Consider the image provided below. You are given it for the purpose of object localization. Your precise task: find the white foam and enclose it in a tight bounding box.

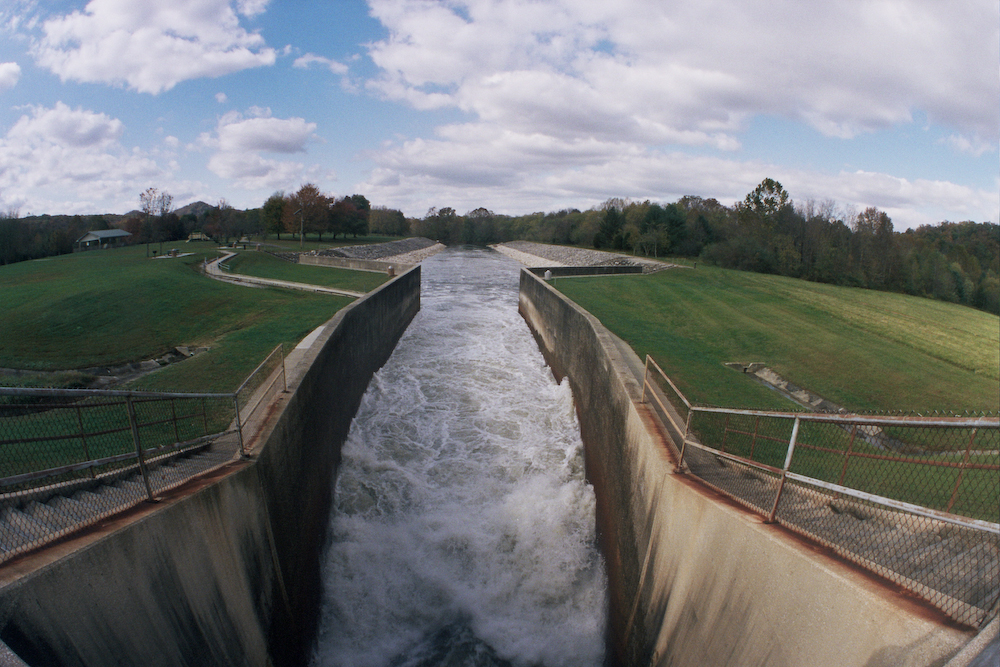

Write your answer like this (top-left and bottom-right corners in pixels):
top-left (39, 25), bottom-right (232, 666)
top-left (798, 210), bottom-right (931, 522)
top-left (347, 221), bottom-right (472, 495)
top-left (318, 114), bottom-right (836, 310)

top-left (311, 248), bottom-right (606, 667)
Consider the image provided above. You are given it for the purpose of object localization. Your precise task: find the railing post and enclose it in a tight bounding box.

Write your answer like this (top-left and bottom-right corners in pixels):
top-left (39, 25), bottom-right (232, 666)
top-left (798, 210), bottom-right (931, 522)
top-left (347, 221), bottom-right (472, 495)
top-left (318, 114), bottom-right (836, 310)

top-left (233, 394), bottom-right (247, 457)
top-left (281, 344), bottom-right (288, 393)
top-left (675, 409), bottom-right (694, 473)
top-left (126, 396), bottom-right (155, 501)
top-left (641, 355), bottom-right (650, 404)
top-left (748, 415), bottom-right (760, 461)
top-left (75, 404), bottom-right (95, 479)
top-left (170, 398), bottom-right (180, 444)
top-left (835, 424), bottom-right (859, 492)
top-left (946, 428), bottom-right (978, 514)
top-left (767, 416), bottom-right (800, 523)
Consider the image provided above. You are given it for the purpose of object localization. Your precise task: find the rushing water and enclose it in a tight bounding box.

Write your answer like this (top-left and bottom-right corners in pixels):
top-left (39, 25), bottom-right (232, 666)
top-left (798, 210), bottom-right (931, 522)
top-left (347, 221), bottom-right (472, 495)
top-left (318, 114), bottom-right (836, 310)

top-left (310, 247), bottom-right (607, 667)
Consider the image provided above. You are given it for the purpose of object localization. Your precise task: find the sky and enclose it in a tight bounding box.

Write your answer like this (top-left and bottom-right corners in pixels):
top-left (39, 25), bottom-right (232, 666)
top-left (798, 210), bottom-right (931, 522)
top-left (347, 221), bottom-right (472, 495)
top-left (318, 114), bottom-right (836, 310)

top-left (0, 0), bottom-right (996, 230)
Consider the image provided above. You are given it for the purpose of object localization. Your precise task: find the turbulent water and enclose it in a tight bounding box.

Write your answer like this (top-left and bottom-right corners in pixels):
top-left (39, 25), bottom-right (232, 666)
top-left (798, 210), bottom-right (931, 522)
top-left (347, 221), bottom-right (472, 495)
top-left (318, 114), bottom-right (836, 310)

top-left (310, 247), bottom-right (607, 667)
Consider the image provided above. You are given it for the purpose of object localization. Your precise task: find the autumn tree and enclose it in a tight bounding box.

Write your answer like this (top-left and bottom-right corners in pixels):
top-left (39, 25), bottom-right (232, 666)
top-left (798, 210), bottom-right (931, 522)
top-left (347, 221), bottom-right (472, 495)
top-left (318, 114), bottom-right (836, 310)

top-left (282, 184), bottom-right (330, 244)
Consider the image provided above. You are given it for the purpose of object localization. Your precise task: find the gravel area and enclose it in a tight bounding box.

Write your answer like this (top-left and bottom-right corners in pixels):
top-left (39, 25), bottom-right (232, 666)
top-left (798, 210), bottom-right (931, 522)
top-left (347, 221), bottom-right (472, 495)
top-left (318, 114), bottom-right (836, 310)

top-left (381, 243), bottom-right (446, 266)
top-left (494, 240), bottom-right (677, 273)
top-left (313, 237), bottom-right (437, 260)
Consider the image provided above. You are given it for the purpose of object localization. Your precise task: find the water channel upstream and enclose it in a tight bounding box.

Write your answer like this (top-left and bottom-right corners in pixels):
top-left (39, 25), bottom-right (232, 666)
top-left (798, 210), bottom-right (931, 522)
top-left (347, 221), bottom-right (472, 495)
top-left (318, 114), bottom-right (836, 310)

top-left (310, 247), bottom-right (607, 667)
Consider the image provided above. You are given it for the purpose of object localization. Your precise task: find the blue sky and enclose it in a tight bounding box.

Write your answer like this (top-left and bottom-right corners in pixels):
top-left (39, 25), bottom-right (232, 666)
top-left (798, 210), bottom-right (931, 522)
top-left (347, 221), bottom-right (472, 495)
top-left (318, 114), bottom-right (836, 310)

top-left (0, 0), bottom-right (996, 230)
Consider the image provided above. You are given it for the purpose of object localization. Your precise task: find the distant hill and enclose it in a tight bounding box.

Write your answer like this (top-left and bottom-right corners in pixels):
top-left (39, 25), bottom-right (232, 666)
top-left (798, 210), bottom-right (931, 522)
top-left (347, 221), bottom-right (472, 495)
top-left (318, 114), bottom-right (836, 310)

top-left (174, 201), bottom-right (213, 218)
top-left (115, 201), bottom-right (213, 220)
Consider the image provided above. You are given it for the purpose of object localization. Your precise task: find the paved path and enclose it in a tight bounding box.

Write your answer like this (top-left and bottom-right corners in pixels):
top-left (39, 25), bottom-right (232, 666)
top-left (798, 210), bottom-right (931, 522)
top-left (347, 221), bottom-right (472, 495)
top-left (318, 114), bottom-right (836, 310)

top-left (205, 252), bottom-right (365, 298)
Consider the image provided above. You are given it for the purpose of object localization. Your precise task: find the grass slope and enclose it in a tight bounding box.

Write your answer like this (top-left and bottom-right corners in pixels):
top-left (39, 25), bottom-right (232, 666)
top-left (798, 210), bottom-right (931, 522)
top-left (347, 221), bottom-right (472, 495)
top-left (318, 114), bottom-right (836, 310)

top-left (224, 251), bottom-right (389, 292)
top-left (555, 265), bottom-right (999, 412)
top-left (0, 247), bottom-right (353, 391)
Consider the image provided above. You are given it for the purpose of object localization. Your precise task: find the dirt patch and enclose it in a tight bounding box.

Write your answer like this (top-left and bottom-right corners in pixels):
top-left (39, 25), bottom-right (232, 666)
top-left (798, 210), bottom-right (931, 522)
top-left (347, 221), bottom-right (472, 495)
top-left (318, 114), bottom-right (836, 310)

top-left (0, 346), bottom-right (210, 390)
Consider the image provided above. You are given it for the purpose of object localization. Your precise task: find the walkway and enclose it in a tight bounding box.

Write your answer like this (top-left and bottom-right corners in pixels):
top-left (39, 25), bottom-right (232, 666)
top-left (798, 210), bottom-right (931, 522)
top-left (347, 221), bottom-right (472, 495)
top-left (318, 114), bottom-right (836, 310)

top-left (205, 252), bottom-right (365, 298)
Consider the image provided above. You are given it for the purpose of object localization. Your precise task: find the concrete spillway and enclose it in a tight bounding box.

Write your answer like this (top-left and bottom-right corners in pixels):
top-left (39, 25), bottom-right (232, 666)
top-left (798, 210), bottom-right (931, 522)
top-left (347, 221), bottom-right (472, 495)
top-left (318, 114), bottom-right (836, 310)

top-left (311, 247), bottom-right (605, 666)
top-left (0, 247), bottom-right (988, 666)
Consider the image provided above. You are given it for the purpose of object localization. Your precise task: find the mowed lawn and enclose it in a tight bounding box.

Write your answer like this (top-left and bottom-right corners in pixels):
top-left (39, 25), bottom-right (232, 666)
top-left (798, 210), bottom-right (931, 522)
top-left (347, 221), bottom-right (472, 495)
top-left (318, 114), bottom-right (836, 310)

top-left (223, 250), bottom-right (389, 293)
top-left (555, 265), bottom-right (999, 413)
top-left (0, 246), bottom-right (355, 392)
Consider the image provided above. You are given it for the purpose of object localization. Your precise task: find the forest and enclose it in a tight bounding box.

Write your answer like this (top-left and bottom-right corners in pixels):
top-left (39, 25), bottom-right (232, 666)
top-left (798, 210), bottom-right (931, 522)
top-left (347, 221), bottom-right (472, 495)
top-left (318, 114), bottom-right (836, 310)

top-left (1, 179), bottom-right (997, 315)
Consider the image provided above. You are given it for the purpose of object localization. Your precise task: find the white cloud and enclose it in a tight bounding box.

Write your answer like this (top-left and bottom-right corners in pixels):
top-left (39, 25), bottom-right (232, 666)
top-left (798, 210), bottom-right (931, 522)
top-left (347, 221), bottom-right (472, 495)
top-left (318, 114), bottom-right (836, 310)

top-left (360, 124), bottom-right (999, 228)
top-left (32, 0), bottom-right (277, 94)
top-left (0, 102), bottom-right (166, 213)
top-left (202, 108), bottom-right (319, 190)
top-left (293, 53), bottom-right (349, 75)
top-left (358, 0), bottom-right (998, 226)
top-left (236, 0), bottom-right (269, 17)
top-left (366, 0), bottom-right (998, 144)
top-left (942, 134), bottom-right (995, 158)
top-left (215, 92), bottom-right (228, 104)
top-left (0, 62), bottom-right (21, 91)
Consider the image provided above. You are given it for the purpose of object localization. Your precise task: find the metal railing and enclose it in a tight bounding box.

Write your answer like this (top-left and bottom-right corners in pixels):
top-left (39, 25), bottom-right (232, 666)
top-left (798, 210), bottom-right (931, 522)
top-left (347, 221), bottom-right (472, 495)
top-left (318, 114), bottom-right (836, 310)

top-left (0, 344), bottom-right (287, 563)
top-left (642, 355), bottom-right (1000, 628)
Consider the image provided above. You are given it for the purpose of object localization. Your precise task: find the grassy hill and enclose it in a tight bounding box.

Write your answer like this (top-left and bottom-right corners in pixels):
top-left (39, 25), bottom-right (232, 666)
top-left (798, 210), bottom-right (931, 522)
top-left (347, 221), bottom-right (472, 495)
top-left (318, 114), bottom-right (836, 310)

top-left (554, 265), bottom-right (999, 413)
top-left (223, 250), bottom-right (389, 292)
top-left (0, 246), bottom-right (354, 392)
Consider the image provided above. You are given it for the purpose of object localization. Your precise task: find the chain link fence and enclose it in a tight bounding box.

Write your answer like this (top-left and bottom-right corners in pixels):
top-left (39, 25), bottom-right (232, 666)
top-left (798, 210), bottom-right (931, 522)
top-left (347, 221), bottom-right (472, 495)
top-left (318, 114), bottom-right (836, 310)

top-left (0, 344), bottom-right (287, 564)
top-left (642, 355), bottom-right (1000, 629)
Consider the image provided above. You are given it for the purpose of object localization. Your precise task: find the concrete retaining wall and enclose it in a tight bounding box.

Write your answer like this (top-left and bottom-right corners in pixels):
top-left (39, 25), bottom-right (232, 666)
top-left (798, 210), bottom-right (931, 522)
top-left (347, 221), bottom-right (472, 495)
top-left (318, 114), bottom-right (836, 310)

top-left (0, 266), bottom-right (421, 667)
top-left (518, 268), bottom-right (972, 667)
top-left (527, 265), bottom-right (643, 277)
top-left (298, 253), bottom-right (414, 274)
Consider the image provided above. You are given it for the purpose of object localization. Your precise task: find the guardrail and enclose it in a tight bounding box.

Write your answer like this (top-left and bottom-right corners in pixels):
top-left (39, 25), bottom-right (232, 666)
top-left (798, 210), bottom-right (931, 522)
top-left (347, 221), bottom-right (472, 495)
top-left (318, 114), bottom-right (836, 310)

top-left (0, 345), bottom-right (287, 563)
top-left (641, 354), bottom-right (1000, 628)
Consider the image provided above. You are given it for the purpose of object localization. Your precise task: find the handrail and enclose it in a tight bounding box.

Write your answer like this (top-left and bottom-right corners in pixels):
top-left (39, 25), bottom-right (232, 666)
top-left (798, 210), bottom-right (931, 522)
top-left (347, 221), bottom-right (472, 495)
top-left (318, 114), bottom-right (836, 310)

top-left (0, 344), bottom-right (286, 491)
top-left (641, 353), bottom-right (1000, 534)
top-left (641, 353), bottom-right (1000, 628)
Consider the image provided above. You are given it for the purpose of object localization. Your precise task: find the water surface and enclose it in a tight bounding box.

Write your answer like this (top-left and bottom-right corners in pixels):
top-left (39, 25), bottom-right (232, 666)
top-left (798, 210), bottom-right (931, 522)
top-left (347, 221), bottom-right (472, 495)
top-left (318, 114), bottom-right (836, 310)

top-left (311, 247), bottom-right (606, 667)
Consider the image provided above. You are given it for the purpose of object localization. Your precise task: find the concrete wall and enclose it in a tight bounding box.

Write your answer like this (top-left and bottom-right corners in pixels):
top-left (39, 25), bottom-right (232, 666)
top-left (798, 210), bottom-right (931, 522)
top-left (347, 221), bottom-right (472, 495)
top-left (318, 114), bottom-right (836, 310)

top-left (518, 268), bottom-right (973, 667)
top-left (298, 253), bottom-right (414, 274)
top-left (0, 266), bottom-right (421, 667)
top-left (527, 265), bottom-right (643, 277)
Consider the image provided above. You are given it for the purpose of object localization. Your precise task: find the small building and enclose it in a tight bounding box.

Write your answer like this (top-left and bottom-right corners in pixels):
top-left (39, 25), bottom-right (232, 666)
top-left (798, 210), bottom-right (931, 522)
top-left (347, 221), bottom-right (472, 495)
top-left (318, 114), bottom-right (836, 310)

top-left (76, 229), bottom-right (132, 250)
top-left (187, 231), bottom-right (211, 242)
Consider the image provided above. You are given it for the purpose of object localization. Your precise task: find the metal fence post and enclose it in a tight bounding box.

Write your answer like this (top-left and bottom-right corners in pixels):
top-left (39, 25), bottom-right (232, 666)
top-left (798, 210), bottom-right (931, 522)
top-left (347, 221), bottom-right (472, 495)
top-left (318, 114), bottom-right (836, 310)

top-left (641, 355), bottom-right (651, 403)
top-left (281, 344), bottom-right (288, 393)
top-left (170, 398), bottom-right (180, 444)
top-left (233, 394), bottom-right (247, 457)
top-left (946, 428), bottom-right (978, 514)
top-left (767, 416), bottom-right (800, 523)
top-left (835, 424), bottom-right (859, 492)
top-left (748, 415), bottom-right (760, 460)
top-left (126, 396), bottom-right (155, 501)
top-left (675, 409), bottom-right (694, 473)
top-left (75, 404), bottom-right (95, 479)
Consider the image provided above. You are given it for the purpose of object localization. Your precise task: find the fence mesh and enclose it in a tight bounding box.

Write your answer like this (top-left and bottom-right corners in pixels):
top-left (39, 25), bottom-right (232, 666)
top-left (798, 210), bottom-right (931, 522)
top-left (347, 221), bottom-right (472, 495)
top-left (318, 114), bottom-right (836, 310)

top-left (642, 356), bottom-right (1000, 629)
top-left (234, 344), bottom-right (287, 449)
top-left (0, 344), bottom-right (286, 565)
top-left (681, 408), bottom-right (1000, 628)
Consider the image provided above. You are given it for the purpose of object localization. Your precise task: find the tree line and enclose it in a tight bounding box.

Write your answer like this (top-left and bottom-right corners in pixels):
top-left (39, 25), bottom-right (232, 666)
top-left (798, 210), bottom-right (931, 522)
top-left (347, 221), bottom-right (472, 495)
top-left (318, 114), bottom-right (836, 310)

top-left (398, 179), bottom-right (999, 315)
top-left (1, 179), bottom-right (996, 314)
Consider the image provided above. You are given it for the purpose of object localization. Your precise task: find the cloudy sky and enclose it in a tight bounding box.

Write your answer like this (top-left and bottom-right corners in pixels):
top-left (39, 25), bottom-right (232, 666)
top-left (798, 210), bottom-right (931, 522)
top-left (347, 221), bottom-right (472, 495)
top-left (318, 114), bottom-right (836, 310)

top-left (0, 0), bottom-right (996, 229)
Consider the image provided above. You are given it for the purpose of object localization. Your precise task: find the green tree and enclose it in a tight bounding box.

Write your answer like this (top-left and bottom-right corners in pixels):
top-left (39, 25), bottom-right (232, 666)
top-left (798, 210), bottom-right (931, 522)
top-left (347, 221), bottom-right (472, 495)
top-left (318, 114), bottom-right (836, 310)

top-left (262, 191), bottom-right (285, 240)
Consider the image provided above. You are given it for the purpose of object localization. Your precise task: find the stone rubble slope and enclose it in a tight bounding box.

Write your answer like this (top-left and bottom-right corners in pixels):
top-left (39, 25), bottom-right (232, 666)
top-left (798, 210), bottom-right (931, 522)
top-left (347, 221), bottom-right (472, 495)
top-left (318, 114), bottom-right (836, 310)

top-left (495, 240), bottom-right (677, 273)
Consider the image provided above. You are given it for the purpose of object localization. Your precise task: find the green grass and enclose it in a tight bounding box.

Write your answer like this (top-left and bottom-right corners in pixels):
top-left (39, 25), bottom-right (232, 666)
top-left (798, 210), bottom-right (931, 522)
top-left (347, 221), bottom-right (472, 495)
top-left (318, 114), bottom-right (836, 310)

top-left (223, 250), bottom-right (389, 293)
top-left (554, 265), bottom-right (999, 413)
top-left (253, 234), bottom-right (401, 252)
top-left (0, 246), bottom-right (353, 392)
